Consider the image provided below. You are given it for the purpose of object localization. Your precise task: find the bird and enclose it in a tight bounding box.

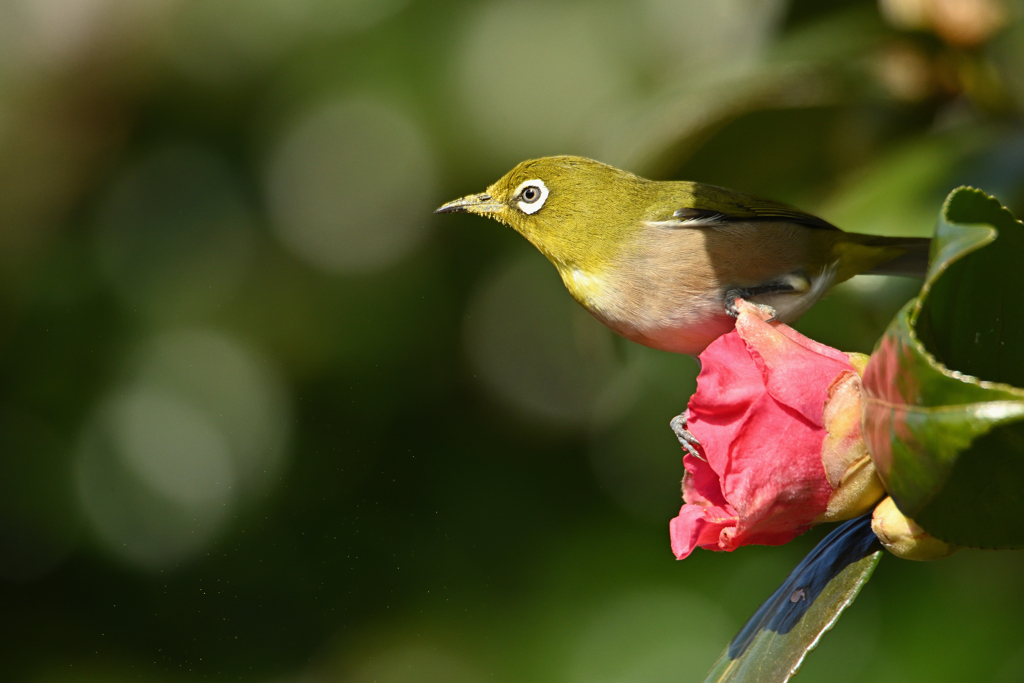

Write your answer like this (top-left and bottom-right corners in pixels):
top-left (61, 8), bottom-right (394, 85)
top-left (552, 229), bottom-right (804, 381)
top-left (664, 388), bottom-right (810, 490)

top-left (436, 155), bottom-right (930, 357)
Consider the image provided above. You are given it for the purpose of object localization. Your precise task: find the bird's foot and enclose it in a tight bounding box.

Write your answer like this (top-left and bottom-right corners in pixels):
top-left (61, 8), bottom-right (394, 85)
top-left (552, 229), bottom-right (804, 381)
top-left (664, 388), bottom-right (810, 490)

top-left (754, 302), bottom-right (779, 322)
top-left (670, 410), bottom-right (705, 462)
top-left (724, 289), bottom-right (779, 322)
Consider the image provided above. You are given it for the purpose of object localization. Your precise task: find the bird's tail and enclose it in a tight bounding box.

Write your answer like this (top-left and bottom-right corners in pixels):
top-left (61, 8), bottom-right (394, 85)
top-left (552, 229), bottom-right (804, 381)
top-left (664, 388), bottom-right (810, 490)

top-left (836, 235), bottom-right (933, 280)
top-left (862, 236), bottom-right (932, 277)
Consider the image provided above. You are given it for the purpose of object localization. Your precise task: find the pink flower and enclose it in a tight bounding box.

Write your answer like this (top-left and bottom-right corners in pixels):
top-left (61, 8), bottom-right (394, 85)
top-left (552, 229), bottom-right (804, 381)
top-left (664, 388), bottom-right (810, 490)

top-left (670, 301), bottom-right (883, 559)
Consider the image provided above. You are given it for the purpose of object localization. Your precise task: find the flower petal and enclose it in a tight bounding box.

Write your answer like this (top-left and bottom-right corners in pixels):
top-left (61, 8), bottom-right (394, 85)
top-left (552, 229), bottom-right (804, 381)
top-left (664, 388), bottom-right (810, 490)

top-left (687, 331), bottom-right (766, 476)
top-left (670, 503), bottom-right (737, 559)
top-left (682, 454), bottom-right (728, 508)
top-left (735, 300), bottom-right (850, 364)
top-left (718, 391), bottom-right (833, 541)
top-left (735, 302), bottom-right (854, 425)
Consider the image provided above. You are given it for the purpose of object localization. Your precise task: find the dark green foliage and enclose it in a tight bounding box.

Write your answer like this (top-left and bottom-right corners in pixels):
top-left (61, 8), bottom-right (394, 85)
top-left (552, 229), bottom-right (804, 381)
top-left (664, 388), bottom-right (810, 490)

top-left (863, 188), bottom-right (1024, 547)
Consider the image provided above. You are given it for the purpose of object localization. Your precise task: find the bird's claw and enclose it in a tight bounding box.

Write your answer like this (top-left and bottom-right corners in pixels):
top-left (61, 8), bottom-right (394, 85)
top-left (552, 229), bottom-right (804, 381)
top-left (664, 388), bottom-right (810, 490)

top-left (724, 293), bottom-right (742, 318)
top-left (670, 410), bottom-right (705, 462)
top-left (723, 290), bottom-right (777, 322)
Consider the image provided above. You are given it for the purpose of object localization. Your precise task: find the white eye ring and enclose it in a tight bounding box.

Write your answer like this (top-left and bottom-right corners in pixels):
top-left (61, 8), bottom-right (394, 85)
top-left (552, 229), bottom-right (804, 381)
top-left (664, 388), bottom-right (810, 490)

top-left (513, 179), bottom-right (548, 214)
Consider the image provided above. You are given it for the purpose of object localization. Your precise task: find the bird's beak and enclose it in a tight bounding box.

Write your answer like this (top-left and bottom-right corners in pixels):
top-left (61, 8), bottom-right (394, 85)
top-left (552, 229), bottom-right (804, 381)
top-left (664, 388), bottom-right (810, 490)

top-left (435, 193), bottom-right (504, 215)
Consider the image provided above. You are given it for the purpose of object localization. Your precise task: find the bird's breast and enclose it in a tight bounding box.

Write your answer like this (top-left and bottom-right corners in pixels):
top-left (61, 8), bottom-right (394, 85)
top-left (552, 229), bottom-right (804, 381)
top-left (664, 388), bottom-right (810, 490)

top-left (557, 236), bottom-right (734, 356)
top-left (561, 266), bottom-right (615, 312)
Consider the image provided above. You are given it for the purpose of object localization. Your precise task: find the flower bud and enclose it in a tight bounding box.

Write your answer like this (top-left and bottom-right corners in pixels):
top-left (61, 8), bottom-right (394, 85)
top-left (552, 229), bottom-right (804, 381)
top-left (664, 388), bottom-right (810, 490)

top-left (871, 496), bottom-right (958, 561)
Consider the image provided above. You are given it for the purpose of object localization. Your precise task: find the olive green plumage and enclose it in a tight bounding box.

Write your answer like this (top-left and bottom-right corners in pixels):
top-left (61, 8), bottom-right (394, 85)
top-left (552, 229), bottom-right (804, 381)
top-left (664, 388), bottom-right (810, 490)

top-left (437, 155), bottom-right (929, 356)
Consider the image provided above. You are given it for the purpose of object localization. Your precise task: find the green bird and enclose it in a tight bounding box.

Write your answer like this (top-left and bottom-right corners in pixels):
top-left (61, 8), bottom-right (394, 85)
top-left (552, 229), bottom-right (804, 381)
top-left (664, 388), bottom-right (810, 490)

top-left (436, 155), bottom-right (930, 357)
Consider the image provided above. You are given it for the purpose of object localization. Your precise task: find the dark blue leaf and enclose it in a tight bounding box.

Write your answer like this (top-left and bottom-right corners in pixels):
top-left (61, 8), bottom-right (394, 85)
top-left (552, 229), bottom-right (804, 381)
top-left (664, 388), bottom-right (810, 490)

top-left (705, 515), bottom-right (882, 682)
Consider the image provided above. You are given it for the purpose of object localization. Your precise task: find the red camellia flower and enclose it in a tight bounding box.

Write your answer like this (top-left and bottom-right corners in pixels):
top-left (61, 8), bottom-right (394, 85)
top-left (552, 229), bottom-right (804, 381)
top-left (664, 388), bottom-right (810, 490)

top-left (670, 301), bottom-right (882, 560)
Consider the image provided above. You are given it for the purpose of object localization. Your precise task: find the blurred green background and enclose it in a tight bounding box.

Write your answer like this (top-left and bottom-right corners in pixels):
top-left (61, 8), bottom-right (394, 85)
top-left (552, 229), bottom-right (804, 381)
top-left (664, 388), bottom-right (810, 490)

top-left (2, 0), bottom-right (1024, 680)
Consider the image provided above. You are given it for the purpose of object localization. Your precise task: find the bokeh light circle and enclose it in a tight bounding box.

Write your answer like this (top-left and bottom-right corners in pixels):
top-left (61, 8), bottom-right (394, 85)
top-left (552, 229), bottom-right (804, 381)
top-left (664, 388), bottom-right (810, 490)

top-left (588, 361), bottom-right (695, 523)
top-left (641, 0), bottom-right (786, 74)
top-left (265, 97), bottom-right (438, 274)
top-left (157, 0), bottom-right (413, 83)
top-left (458, 1), bottom-right (629, 160)
top-left (463, 253), bottom-right (624, 426)
top-left (75, 387), bottom-right (234, 569)
top-left (75, 328), bottom-right (291, 569)
top-left (111, 388), bottom-right (235, 507)
top-left (132, 328), bottom-right (292, 496)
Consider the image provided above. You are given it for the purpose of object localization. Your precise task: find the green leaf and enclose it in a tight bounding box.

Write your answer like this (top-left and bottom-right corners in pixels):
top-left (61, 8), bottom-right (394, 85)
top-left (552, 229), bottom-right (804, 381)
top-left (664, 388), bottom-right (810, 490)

top-left (862, 187), bottom-right (1024, 548)
top-left (705, 515), bottom-right (882, 683)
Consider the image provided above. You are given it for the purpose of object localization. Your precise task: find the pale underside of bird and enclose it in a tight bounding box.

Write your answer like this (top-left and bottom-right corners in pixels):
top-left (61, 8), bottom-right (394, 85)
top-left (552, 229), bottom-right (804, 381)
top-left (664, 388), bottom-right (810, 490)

top-left (556, 215), bottom-right (844, 356)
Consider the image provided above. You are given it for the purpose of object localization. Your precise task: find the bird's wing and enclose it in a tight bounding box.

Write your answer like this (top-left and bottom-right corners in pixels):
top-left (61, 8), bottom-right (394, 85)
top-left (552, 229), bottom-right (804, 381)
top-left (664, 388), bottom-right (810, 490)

top-left (667, 182), bottom-right (839, 230)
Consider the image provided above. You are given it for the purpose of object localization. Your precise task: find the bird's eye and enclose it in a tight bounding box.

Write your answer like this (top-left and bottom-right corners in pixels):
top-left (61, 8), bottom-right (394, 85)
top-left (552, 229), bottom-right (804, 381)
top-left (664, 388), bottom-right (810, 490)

top-left (512, 179), bottom-right (548, 215)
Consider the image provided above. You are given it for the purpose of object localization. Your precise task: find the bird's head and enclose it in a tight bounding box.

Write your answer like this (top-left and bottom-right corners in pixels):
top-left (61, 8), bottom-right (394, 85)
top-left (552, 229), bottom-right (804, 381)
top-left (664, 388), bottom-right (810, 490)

top-left (436, 155), bottom-right (648, 270)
